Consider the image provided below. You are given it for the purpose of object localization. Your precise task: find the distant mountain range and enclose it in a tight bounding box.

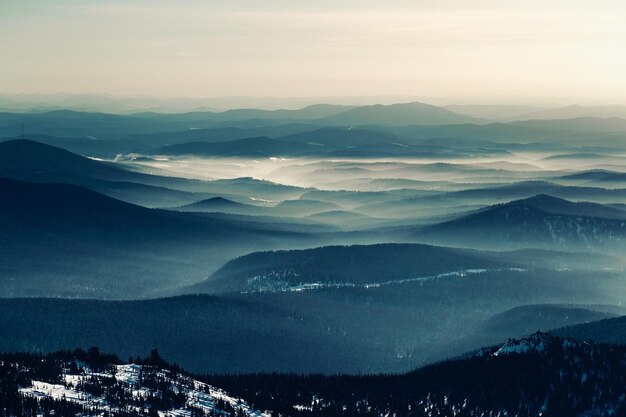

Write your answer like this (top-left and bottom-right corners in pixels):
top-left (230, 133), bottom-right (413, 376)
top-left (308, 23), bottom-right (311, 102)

top-left (0, 102), bottom-right (478, 140)
top-left (320, 102), bottom-right (483, 126)
top-left (0, 101), bottom-right (479, 128)
top-left (164, 103), bottom-right (354, 121)
top-left (446, 104), bottom-right (626, 121)
top-left (2, 107), bottom-right (626, 385)
top-left (511, 104), bottom-right (626, 121)
top-left (3, 105), bottom-right (626, 161)
top-left (0, 92), bottom-right (365, 113)
top-left (5, 92), bottom-right (626, 122)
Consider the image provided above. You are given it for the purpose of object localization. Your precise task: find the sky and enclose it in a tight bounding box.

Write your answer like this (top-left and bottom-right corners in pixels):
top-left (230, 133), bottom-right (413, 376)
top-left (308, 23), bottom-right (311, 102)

top-left (2, 0), bottom-right (626, 104)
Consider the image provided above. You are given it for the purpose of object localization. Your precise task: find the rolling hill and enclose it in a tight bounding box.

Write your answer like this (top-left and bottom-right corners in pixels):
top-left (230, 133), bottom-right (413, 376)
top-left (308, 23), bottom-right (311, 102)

top-left (419, 195), bottom-right (626, 252)
top-left (191, 243), bottom-right (510, 293)
top-left (2, 259), bottom-right (625, 373)
top-left (0, 178), bottom-right (316, 298)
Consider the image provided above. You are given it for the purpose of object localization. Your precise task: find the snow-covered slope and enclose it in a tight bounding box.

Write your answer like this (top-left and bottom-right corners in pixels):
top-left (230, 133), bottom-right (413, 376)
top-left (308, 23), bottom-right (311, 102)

top-left (6, 334), bottom-right (626, 417)
top-left (16, 359), bottom-right (267, 417)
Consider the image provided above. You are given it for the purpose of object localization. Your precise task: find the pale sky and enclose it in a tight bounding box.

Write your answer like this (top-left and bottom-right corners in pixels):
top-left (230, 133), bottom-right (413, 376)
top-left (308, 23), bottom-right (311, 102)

top-left (2, 0), bottom-right (626, 104)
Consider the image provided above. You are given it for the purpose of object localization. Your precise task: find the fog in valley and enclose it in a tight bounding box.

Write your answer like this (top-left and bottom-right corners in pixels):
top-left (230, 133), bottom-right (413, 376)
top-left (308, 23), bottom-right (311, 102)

top-left (0, 104), bottom-right (625, 379)
top-left (3, 1), bottom-right (626, 415)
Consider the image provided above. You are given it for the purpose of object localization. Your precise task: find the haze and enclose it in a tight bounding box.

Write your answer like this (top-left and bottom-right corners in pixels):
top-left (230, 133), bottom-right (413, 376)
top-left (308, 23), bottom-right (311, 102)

top-left (3, 0), bottom-right (626, 104)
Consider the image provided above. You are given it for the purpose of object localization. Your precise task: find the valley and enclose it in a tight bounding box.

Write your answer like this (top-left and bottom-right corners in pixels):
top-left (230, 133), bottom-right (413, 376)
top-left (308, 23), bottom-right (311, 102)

top-left (1, 102), bottom-right (625, 414)
top-left (5, 1), bottom-right (626, 414)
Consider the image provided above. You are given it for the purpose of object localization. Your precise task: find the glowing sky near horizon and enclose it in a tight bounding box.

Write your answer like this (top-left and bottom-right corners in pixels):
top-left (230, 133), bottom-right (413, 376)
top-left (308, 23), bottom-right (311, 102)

top-left (2, 0), bottom-right (626, 103)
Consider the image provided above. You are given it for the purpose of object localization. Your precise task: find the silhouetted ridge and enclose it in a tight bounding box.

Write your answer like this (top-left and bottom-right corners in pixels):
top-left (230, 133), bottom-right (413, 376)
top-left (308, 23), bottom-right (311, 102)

top-left (0, 139), bottom-right (129, 179)
top-left (0, 177), bottom-right (142, 216)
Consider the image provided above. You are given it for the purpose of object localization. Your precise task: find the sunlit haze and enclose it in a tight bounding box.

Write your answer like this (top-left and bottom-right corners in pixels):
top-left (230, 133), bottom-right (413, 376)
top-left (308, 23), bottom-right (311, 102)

top-left (3, 0), bottom-right (626, 105)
